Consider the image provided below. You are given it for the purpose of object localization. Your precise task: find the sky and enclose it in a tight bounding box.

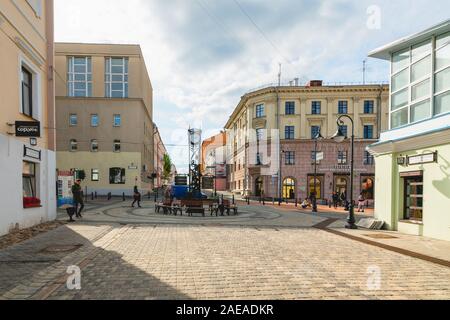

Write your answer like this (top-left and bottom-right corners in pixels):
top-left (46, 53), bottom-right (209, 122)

top-left (54, 0), bottom-right (450, 173)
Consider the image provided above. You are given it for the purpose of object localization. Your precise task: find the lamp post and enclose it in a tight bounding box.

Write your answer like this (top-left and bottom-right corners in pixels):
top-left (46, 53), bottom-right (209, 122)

top-left (331, 115), bottom-right (357, 229)
top-left (312, 131), bottom-right (324, 213)
top-left (279, 150), bottom-right (285, 205)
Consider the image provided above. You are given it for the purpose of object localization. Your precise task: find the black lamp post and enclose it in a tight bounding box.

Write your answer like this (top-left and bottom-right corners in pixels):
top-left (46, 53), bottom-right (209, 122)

top-left (312, 131), bottom-right (324, 213)
top-left (331, 115), bottom-right (357, 229)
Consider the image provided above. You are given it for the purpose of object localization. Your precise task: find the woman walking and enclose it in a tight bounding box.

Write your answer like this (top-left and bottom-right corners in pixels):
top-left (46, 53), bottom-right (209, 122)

top-left (132, 186), bottom-right (142, 208)
top-left (357, 192), bottom-right (365, 213)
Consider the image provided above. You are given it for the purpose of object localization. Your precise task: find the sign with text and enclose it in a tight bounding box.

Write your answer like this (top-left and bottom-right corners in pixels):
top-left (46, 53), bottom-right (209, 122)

top-left (407, 152), bottom-right (437, 166)
top-left (23, 146), bottom-right (41, 161)
top-left (15, 121), bottom-right (40, 137)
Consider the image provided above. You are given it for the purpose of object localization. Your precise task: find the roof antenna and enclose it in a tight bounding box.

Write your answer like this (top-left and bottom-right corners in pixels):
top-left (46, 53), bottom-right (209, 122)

top-left (278, 63), bottom-right (282, 87)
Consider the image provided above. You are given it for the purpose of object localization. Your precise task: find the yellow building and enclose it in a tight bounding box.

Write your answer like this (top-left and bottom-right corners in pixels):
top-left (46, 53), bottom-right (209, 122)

top-left (368, 20), bottom-right (450, 241)
top-left (224, 81), bottom-right (390, 202)
top-left (0, 0), bottom-right (55, 236)
top-left (55, 43), bottom-right (155, 197)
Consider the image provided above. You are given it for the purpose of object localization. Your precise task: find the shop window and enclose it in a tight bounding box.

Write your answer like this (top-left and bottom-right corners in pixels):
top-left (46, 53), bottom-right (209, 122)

top-left (23, 161), bottom-right (40, 208)
top-left (308, 175), bottom-right (323, 199)
top-left (109, 168), bottom-right (126, 184)
top-left (361, 176), bottom-right (375, 200)
top-left (283, 178), bottom-right (296, 199)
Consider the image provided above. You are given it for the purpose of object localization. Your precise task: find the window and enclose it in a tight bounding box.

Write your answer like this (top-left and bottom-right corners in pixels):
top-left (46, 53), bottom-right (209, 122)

top-left (364, 125), bottom-right (374, 139)
top-left (109, 168), bottom-right (126, 184)
top-left (338, 151), bottom-right (347, 164)
top-left (69, 114), bottom-right (78, 126)
top-left (340, 125), bottom-right (348, 138)
top-left (67, 57), bottom-right (92, 97)
top-left (285, 126), bottom-right (295, 140)
top-left (285, 101), bottom-right (295, 115)
top-left (283, 178), bottom-right (296, 199)
top-left (113, 114), bottom-right (121, 127)
top-left (70, 139), bottom-right (78, 152)
top-left (364, 101), bottom-right (374, 114)
top-left (364, 151), bottom-right (374, 165)
top-left (21, 67), bottom-right (33, 117)
top-left (256, 104), bottom-right (265, 118)
top-left (308, 176), bottom-right (323, 199)
top-left (311, 101), bottom-right (321, 114)
top-left (285, 151), bottom-right (295, 165)
top-left (91, 169), bottom-right (99, 182)
top-left (311, 126), bottom-right (321, 139)
top-left (22, 161), bottom-right (36, 198)
top-left (91, 139), bottom-right (98, 152)
top-left (113, 140), bottom-right (121, 153)
top-left (338, 101), bottom-right (348, 114)
top-left (91, 114), bottom-right (99, 127)
top-left (105, 57), bottom-right (129, 98)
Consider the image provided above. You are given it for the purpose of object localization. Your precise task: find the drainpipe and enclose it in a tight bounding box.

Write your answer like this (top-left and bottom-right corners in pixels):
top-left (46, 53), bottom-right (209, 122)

top-left (46, 0), bottom-right (55, 151)
top-left (377, 85), bottom-right (383, 139)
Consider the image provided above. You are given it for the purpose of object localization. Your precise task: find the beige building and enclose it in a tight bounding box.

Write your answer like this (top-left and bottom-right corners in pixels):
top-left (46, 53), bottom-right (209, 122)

top-left (153, 123), bottom-right (170, 188)
top-left (55, 43), bottom-right (155, 196)
top-left (0, 0), bottom-right (56, 236)
top-left (225, 81), bottom-right (390, 202)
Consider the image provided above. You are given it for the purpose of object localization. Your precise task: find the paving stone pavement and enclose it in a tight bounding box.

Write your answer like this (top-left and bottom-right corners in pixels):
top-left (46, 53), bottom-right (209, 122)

top-left (1, 201), bottom-right (449, 300)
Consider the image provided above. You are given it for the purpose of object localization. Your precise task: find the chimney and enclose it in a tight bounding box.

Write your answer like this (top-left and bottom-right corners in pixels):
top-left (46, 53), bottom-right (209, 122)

top-left (307, 80), bottom-right (323, 87)
top-left (294, 78), bottom-right (299, 86)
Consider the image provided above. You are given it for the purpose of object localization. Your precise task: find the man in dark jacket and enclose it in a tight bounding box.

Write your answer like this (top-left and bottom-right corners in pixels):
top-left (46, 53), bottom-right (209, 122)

top-left (72, 179), bottom-right (84, 218)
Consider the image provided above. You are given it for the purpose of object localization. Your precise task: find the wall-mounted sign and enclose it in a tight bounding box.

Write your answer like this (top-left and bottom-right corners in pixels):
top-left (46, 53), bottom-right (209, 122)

top-left (24, 146), bottom-right (41, 160)
top-left (128, 166), bottom-right (138, 170)
top-left (407, 152), bottom-right (438, 166)
top-left (315, 152), bottom-right (324, 161)
top-left (15, 121), bottom-right (40, 137)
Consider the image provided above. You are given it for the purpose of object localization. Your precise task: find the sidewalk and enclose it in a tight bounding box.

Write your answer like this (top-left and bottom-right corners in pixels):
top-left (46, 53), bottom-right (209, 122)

top-left (324, 223), bottom-right (450, 267)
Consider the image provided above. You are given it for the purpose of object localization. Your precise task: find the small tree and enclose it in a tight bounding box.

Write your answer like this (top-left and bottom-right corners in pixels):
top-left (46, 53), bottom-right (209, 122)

top-left (163, 154), bottom-right (172, 181)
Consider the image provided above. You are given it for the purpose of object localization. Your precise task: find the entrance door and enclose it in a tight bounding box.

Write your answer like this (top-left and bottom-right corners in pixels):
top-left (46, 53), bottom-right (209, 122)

top-left (335, 176), bottom-right (348, 196)
top-left (255, 177), bottom-right (263, 197)
top-left (283, 178), bottom-right (296, 199)
top-left (404, 176), bottom-right (423, 221)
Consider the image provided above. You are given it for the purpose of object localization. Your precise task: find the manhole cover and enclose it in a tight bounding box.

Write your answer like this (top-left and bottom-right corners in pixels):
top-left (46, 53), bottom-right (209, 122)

top-left (363, 234), bottom-right (398, 239)
top-left (40, 244), bottom-right (83, 254)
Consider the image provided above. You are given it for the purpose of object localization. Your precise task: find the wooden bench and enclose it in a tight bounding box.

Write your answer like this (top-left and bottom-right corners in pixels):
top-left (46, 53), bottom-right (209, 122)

top-left (216, 200), bottom-right (238, 216)
top-left (155, 201), bottom-right (183, 215)
top-left (180, 200), bottom-right (205, 217)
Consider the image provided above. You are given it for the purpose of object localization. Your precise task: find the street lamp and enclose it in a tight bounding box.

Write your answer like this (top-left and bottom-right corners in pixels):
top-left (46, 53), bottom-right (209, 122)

top-left (312, 131), bottom-right (324, 213)
top-left (331, 115), bottom-right (357, 229)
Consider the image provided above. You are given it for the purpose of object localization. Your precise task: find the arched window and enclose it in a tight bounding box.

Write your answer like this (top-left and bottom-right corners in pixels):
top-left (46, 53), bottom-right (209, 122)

top-left (308, 176), bottom-right (323, 199)
top-left (70, 139), bottom-right (78, 152)
top-left (283, 178), bottom-right (296, 199)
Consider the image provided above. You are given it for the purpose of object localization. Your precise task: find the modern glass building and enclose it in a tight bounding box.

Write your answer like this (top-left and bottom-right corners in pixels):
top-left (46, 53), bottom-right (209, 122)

top-left (368, 20), bottom-right (450, 241)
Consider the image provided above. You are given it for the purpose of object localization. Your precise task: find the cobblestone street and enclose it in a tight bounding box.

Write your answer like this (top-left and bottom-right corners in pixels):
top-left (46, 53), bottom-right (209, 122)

top-left (0, 201), bottom-right (449, 300)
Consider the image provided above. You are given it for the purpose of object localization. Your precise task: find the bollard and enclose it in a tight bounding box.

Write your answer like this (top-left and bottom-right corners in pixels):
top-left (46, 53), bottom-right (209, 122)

top-left (91, 192), bottom-right (94, 201)
top-left (278, 198), bottom-right (281, 206)
top-left (262, 198), bottom-right (265, 206)
top-left (95, 191), bottom-right (97, 199)
top-left (247, 197), bottom-right (250, 205)
top-left (154, 190), bottom-right (157, 203)
top-left (232, 195), bottom-right (235, 205)
top-left (272, 198), bottom-right (275, 205)
top-left (108, 192), bottom-right (111, 201)
top-left (295, 198), bottom-right (298, 207)
top-left (123, 192), bottom-right (126, 201)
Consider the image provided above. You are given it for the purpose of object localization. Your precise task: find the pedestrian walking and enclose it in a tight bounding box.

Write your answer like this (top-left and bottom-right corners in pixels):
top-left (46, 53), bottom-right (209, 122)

top-left (340, 192), bottom-right (346, 207)
top-left (332, 192), bottom-right (339, 209)
top-left (132, 186), bottom-right (142, 208)
top-left (71, 179), bottom-right (84, 218)
top-left (357, 192), bottom-right (366, 213)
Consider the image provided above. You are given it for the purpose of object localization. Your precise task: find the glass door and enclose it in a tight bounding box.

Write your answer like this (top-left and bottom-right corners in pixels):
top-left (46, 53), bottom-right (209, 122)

top-left (404, 177), bottom-right (423, 221)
